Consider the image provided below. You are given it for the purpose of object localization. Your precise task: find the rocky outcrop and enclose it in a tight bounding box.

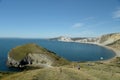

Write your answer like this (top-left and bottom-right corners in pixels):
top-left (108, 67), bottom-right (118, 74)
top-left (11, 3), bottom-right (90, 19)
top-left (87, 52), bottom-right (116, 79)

top-left (7, 53), bottom-right (54, 68)
top-left (7, 44), bottom-right (69, 68)
top-left (7, 55), bottom-right (20, 67)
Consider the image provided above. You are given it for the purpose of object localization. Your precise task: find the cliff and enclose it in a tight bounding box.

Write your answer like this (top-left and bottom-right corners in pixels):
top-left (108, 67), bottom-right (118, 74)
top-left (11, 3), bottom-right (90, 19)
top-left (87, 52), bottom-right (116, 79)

top-left (72, 37), bottom-right (99, 43)
top-left (7, 43), bottom-right (69, 68)
top-left (50, 36), bottom-right (72, 42)
top-left (99, 33), bottom-right (120, 45)
top-left (50, 33), bottom-right (120, 45)
top-left (107, 39), bottom-right (120, 50)
top-left (50, 36), bottom-right (99, 43)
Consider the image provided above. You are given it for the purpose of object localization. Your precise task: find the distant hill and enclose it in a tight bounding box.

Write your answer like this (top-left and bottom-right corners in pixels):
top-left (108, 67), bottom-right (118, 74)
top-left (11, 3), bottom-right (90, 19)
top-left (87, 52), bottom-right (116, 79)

top-left (50, 36), bottom-right (99, 43)
top-left (49, 33), bottom-right (120, 45)
top-left (50, 36), bottom-right (72, 42)
top-left (107, 39), bottom-right (120, 50)
top-left (99, 33), bottom-right (120, 45)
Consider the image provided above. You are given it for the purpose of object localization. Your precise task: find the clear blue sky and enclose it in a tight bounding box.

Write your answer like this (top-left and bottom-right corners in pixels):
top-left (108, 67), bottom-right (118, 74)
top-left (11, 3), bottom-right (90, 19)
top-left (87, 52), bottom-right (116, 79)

top-left (0, 0), bottom-right (120, 38)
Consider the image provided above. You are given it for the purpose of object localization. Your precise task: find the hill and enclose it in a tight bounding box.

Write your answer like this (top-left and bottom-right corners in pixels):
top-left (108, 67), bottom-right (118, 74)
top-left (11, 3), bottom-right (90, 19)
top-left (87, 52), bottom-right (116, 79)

top-left (99, 33), bottom-right (120, 45)
top-left (107, 39), bottom-right (120, 50)
top-left (7, 43), bottom-right (69, 68)
top-left (49, 33), bottom-right (120, 44)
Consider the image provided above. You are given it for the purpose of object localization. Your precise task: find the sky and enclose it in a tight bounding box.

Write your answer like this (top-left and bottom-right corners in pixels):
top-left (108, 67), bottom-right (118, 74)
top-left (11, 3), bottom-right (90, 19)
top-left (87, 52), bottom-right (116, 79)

top-left (0, 0), bottom-right (120, 38)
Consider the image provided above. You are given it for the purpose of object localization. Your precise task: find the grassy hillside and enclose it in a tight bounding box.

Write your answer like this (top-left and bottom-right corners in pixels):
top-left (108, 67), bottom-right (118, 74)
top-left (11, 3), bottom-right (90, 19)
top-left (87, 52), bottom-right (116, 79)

top-left (0, 72), bottom-right (15, 79)
top-left (1, 60), bottom-right (120, 80)
top-left (9, 43), bottom-right (69, 66)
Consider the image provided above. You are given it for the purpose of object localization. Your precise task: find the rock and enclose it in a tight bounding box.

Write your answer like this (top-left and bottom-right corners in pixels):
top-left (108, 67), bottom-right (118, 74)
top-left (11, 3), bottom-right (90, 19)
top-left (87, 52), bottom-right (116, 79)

top-left (7, 43), bottom-right (69, 68)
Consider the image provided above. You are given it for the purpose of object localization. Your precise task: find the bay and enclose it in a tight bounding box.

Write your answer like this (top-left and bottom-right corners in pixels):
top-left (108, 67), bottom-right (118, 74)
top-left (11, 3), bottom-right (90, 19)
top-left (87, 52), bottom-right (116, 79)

top-left (0, 38), bottom-right (115, 71)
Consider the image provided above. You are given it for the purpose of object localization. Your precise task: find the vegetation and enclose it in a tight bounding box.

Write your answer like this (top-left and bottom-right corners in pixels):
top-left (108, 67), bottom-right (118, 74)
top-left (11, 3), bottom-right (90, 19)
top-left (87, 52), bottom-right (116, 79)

top-left (1, 57), bottom-right (120, 80)
top-left (0, 72), bottom-right (15, 79)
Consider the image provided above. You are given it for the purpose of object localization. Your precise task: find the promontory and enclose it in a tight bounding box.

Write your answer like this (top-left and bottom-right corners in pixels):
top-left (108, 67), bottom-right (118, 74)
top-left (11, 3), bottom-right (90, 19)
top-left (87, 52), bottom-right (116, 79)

top-left (7, 43), bottom-right (69, 68)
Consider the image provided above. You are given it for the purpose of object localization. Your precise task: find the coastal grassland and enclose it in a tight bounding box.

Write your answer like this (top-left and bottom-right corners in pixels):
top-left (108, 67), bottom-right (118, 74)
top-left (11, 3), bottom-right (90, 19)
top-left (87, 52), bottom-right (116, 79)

top-left (0, 72), bottom-right (15, 79)
top-left (1, 57), bottom-right (120, 80)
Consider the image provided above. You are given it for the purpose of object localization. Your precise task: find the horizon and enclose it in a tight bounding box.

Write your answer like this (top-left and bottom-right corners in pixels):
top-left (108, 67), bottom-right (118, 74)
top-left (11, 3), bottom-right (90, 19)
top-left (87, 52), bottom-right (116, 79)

top-left (0, 32), bottom-right (119, 39)
top-left (0, 0), bottom-right (120, 38)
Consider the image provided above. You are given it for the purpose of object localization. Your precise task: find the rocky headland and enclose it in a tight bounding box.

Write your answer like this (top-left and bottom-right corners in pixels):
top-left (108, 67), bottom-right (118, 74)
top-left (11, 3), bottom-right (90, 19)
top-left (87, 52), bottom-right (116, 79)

top-left (7, 43), bottom-right (69, 68)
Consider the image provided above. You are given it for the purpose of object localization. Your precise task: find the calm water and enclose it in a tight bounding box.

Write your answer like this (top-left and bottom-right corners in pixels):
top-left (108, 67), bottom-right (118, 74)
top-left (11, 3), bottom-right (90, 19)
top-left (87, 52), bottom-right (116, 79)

top-left (0, 38), bottom-right (115, 71)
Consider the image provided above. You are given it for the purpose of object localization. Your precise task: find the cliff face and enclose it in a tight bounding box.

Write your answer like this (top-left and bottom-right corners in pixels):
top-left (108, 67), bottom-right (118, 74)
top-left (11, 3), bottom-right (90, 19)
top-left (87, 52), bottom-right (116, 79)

top-left (72, 37), bottom-right (99, 43)
top-left (7, 53), bottom-right (54, 68)
top-left (99, 33), bottom-right (120, 45)
top-left (50, 33), bottom-right (120, 45)
top-left (7, 44), bottom-right (69, 68)
top-left (50, 36), bottom-right (72, 42)
top-left (107, 39), bottom-right (120, 50)
top-left (50, 36), bottom-right (99, 43)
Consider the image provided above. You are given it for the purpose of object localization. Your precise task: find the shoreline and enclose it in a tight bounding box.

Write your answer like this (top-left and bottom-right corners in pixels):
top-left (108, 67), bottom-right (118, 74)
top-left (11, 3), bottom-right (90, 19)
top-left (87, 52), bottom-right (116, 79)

top-left (1, 41), bottom-right (119, 72)
top-left (77, 42), bottom-right (119, 62)
top-left (57, 40), bottom-right (118, 62)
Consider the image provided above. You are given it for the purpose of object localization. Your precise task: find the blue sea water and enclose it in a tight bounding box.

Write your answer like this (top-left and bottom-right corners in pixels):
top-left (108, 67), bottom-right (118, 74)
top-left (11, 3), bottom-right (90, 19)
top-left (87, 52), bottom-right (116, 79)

top-left (0, 38), bottom-right (115, 71)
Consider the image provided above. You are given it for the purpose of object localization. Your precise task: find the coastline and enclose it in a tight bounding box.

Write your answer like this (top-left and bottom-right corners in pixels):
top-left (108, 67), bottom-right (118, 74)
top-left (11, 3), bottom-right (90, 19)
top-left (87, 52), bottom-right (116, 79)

top-left (81, 42), bottom-right (118, 62)
top-left (81, 42), bottom-right (119, 62)
top-left (57, 40), bottom-right (118, 62)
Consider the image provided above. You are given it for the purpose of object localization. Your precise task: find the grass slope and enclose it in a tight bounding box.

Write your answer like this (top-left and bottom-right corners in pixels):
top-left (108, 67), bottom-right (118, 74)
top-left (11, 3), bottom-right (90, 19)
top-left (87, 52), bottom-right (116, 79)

top-left (9, 43), bottom-right (69, 66)
top-left (1, 61), bottom-right (120, 80)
